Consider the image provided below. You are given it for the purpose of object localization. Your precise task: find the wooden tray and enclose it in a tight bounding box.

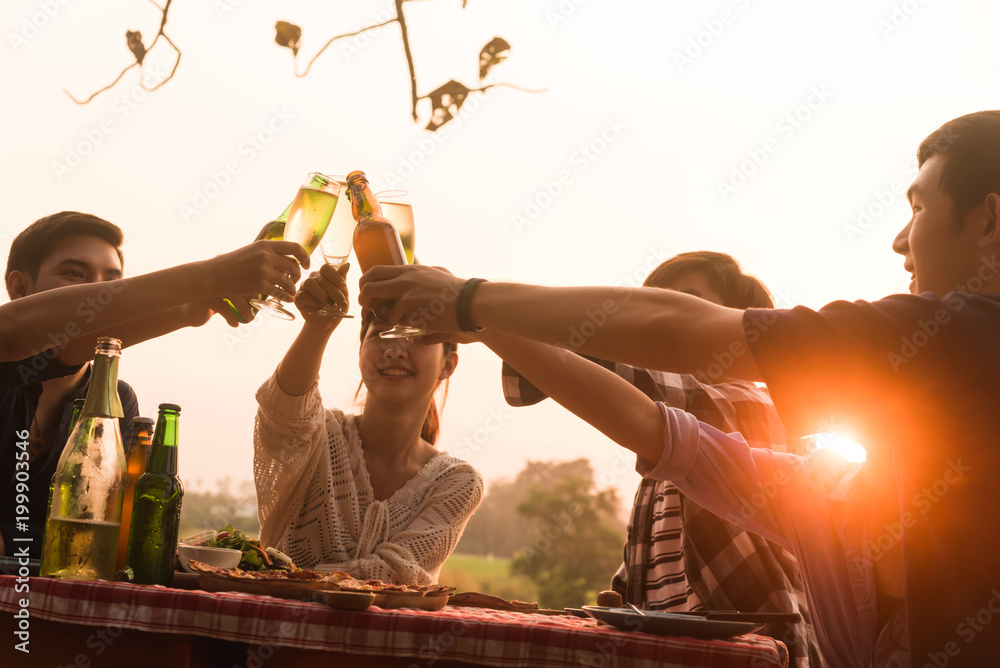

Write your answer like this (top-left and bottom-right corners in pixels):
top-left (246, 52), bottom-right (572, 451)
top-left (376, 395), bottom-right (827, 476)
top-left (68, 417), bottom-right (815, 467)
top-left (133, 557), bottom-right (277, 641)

top-left (447, 591), bottom-right (566, 615)
top-left (199, 574), bottom-right (335, 600)
top-left (372, 593), bottom-right (450, 611)
top-left (198, 575), bottom-right (376, 610)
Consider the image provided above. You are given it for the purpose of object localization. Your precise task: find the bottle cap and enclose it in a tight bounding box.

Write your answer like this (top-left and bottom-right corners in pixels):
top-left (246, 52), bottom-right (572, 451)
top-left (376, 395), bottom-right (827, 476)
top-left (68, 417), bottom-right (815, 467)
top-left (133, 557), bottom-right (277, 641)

top-left (158, 403), bottom-right (182, 413)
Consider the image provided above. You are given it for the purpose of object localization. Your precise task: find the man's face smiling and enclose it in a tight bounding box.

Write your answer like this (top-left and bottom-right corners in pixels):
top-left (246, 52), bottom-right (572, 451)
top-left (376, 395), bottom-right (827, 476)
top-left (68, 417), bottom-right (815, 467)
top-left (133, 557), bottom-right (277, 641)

top-left (20, 234), bottom-right (123, 296)
top-left (893, 154), bottom-right (983, 296)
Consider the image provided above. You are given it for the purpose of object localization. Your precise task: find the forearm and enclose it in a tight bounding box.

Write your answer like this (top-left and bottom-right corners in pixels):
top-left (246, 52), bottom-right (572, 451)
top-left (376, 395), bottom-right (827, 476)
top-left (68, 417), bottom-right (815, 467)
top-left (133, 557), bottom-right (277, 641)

top-left (275, 325), bottom-right (335, 396)
top-left (0, 261), bottom-right (214, 362)
top-left (473, 282), bottom-right (762, 381)
top-left (55, 304), bottom-right (210, 365)
top-left (481, 331), bottom-right (666, 464)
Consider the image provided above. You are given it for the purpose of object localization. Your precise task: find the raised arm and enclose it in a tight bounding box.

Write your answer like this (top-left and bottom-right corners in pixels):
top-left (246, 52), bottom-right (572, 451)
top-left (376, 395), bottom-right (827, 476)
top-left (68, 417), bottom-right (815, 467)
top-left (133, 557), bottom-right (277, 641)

top-left (273, 263), bottom-right (351, 396)
top-left (0, 240), bottom-right (310, 364)
top-left (357, 265), bottom-right (761, 382)
top-left (480, 330), bottom-right (669, 464)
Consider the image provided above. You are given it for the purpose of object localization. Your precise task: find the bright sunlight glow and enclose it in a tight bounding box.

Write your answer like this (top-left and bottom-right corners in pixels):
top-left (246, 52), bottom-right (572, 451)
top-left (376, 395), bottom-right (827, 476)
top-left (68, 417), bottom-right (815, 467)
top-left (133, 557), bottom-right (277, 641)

top-left (808, 433), bottom-right (868, 463)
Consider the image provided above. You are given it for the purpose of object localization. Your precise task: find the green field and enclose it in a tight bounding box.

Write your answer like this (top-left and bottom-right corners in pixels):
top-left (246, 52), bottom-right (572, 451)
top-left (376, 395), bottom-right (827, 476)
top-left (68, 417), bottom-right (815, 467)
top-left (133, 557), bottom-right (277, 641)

top-left (439, 553), bottom-right (538, 602)
top-left (441, 553), bottom-right (511, 579)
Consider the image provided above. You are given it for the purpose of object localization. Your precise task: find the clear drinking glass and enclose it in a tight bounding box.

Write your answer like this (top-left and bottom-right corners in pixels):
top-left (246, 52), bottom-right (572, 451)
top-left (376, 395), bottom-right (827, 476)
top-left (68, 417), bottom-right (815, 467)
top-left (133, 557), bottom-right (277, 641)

top-left (373, 190), bottom-right (423, 339)
top-left (314, 175), bottom-right (355, 319)
top-left (250, 172), bottom-right (341, 321)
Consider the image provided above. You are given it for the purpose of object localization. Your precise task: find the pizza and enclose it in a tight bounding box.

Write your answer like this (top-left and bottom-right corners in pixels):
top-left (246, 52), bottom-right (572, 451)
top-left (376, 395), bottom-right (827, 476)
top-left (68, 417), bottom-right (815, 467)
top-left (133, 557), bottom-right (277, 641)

top-left (187, 560), bottom-right (455, 597)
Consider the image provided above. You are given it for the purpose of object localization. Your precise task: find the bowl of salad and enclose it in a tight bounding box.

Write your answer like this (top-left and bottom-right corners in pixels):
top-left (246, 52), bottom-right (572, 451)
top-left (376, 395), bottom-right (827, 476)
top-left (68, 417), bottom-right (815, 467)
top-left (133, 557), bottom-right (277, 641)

top-left (178, 524), bottom-right (296, 573)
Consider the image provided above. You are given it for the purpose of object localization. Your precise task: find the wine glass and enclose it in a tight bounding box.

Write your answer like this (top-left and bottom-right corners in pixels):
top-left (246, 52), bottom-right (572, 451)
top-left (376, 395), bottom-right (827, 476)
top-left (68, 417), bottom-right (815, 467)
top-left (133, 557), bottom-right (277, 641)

top-left (373, 191), bottom-right (423, 339)
top-left (376, 191), bottom-right (415, 264)
top-left (250, 172), bottom-right (341, 320)
top-left (314, 175), bottom-right (356, 319)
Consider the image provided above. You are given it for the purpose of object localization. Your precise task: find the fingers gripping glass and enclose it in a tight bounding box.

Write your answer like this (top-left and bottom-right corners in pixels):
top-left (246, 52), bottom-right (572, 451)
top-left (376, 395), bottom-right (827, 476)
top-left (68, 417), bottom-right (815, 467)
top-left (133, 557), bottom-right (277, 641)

top-left (373, 190), bottom-right (423, 339)
top-left (250, 173), bottom-right (341, 320)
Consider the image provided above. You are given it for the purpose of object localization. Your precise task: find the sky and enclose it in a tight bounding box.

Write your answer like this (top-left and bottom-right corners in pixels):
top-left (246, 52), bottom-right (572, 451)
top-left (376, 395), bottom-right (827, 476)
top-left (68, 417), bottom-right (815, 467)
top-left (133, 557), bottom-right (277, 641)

top-left (3, 0), bottom-right (1000, 507)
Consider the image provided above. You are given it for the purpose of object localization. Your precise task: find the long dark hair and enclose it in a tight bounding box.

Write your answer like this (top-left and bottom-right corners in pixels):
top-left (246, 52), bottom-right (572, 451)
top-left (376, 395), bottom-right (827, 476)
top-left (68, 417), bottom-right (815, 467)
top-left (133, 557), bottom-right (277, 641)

top-left (357, 308), bottom-right (457, 444)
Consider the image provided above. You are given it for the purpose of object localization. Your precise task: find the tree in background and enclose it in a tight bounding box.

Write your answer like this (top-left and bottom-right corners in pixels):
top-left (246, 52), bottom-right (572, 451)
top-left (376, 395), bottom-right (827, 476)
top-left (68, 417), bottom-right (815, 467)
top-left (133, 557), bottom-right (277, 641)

top-left (456, 458), bottom-right (596, 557)
top-left (509, 462), bottom-right (624, 609)
top-left (178, 477), bottom-right (259, 539)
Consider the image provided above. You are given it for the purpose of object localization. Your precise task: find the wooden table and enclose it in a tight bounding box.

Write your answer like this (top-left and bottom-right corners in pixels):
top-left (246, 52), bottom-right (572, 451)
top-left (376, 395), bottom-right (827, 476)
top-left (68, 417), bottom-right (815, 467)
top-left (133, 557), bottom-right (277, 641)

top-left (0, 575), bottom-right (788, 667)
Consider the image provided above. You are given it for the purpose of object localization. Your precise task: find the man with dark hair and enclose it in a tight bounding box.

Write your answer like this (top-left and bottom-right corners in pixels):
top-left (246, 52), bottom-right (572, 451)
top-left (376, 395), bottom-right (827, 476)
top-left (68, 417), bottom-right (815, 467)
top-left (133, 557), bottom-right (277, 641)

top-left (360, 110), bottom-right (1000, 666)
top-left (502, 252), bottom-right (820, 666)
top-left (0, 210), bottom-right (309, 558)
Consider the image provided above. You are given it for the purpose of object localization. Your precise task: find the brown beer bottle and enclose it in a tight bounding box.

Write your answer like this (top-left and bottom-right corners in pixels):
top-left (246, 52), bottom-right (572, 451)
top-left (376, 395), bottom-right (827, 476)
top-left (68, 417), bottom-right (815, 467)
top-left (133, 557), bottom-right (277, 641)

top-left (115, 417), bottom-right (154, 571)
top-left (348, 170), bottom-right (408, 272)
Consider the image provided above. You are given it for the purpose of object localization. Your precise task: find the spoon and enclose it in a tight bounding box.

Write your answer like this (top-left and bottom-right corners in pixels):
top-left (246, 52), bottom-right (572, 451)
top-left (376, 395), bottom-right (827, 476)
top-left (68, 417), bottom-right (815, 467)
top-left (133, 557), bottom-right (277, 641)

top-left (626, 602), bottom-right (648, 617)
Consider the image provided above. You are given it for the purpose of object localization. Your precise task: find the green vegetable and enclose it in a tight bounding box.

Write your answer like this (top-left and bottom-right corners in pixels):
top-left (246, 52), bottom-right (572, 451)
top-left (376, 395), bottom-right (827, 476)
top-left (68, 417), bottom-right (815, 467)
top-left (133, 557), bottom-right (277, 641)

top-left (206, 524), bottom-right (269, 571)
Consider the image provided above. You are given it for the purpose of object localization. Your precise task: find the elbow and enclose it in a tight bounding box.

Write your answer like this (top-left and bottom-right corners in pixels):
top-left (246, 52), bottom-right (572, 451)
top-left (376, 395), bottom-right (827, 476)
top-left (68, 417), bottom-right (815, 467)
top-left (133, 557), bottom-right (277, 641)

top-left (0, 314), bottom-right (40, 362)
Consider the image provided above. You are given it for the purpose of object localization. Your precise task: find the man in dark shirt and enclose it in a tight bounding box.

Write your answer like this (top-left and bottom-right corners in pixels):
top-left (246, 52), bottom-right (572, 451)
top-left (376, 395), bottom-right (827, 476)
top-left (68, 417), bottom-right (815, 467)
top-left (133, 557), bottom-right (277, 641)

top-left (358, 110), bottom-right (1000, 666)
top-left (1, 214), bottom-right (139, 559)
top-left (1, 211), bottom-right (312, 558)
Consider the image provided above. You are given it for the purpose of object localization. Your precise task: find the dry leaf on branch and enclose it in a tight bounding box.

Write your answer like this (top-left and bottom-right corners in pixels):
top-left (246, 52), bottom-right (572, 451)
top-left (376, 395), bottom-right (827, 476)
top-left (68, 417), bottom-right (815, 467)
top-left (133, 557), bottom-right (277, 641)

top-left (425, 79), bottom-right (471, 131)
top-left (478, 36), bottom-right (510, 80)
top-left (274, 21), bottom-right (303, 56)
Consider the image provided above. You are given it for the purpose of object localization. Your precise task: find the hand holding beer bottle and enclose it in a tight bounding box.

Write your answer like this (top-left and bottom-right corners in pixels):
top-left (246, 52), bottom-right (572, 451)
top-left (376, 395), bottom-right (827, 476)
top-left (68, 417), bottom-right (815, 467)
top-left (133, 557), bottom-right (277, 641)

top-left (348, 171), bottom-right (425, 339)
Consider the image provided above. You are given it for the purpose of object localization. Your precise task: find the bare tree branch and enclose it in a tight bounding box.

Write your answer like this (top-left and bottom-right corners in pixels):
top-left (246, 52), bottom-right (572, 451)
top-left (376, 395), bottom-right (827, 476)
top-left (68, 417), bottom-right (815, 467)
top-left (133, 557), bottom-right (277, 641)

top-left (64, 63), bottom-right (139, 105)
top-left (64, 0), bottom-right (179, 105)
top-left (394, 0), bottom-right (419, 121)
top-left (417, 81), bottom-right (549, 101)
top-left (296, 19), bottom-right (399, 78)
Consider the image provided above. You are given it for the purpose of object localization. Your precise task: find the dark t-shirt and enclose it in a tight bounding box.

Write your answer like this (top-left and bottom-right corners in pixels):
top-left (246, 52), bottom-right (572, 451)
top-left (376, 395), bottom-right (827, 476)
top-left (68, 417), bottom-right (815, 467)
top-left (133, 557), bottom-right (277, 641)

top-left (745, 292), bottom-right (1000, 665)
top-left (0, 352), bottom-right (139, 559)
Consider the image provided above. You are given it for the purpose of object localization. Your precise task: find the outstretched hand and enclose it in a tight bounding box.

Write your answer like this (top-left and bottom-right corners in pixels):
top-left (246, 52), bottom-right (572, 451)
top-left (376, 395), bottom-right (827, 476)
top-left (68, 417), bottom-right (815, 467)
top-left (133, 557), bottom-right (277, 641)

top-left (295, 263), bottom-right (351, 329)
top-left (357, 265), bottom-right (467, 335)
top-left (207, 240), bottom-right (311, 322)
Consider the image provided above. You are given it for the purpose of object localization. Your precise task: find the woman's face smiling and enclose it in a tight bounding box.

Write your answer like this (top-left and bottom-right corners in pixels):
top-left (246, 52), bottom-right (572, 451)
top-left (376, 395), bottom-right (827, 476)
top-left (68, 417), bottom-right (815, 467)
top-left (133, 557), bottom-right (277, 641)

top-left (359, 321), bottom-right (456, 404)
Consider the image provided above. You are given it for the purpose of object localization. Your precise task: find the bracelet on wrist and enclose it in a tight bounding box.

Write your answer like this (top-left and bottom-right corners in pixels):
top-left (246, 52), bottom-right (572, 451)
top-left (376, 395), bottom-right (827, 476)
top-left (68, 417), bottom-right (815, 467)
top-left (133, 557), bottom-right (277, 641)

top-left (456, 278), bottom-right (487, 333)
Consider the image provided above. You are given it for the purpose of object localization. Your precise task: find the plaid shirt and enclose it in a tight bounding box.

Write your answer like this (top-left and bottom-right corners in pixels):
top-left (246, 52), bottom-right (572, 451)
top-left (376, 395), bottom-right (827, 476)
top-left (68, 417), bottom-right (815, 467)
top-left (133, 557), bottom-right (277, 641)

top-left (502, 359), bottom-right (821, 668)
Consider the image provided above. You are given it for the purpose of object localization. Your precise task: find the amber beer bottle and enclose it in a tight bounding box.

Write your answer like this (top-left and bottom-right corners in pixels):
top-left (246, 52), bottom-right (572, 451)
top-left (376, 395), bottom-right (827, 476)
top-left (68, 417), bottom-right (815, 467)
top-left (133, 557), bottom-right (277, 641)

top-left (40, 338), bottom-right (126, 580)
top-left (126, 404), bottom-right (184, 586)
top-left (115, 417), bottom-right (154, 571)
top-left (348, 171), bottom-right (408, 272)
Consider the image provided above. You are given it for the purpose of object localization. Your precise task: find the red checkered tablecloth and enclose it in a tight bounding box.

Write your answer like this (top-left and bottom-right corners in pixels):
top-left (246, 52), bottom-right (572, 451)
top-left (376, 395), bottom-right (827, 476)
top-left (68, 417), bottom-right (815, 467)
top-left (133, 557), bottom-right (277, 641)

top-left (0, 576), bottom-right (787, 667)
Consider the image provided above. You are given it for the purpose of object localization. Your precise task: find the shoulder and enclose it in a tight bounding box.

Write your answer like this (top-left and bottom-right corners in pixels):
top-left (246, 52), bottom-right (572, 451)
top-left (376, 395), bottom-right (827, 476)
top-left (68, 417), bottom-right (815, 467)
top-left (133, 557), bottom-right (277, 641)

top-left (425, 453), bottom-right (485, 491)
top-left (116, 378), bottom-right (138, 403)
top-left (0, 354), bottom-right (83, 389)
top-left (746, 292), bottom-right (1000, 332)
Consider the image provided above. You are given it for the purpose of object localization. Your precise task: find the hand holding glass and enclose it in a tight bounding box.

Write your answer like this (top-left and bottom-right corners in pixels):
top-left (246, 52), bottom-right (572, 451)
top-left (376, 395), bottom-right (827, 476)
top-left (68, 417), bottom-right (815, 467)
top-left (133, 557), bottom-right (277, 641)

top-left (250, 173), bottom-right (340, 320)
top-left (367, 191), bottom-right (422, 339)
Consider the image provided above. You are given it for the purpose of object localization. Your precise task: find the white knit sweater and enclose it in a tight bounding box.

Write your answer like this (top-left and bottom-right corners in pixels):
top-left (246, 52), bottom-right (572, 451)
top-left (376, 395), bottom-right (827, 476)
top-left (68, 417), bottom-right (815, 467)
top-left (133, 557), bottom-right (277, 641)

top-left (253, 373), bottom-right (484, 584)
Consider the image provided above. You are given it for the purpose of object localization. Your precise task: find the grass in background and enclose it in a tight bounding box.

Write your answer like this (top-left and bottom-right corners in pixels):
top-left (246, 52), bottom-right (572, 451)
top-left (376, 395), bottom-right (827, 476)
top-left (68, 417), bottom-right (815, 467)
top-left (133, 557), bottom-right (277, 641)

top-left (439, 553), bottom-right (539, 604)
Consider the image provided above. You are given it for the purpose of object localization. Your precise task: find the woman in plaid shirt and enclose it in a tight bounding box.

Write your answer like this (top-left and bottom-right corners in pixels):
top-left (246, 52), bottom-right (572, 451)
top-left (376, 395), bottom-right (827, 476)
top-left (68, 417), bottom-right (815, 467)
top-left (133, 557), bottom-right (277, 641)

top-left (501, 252), bottom-right (819, 667)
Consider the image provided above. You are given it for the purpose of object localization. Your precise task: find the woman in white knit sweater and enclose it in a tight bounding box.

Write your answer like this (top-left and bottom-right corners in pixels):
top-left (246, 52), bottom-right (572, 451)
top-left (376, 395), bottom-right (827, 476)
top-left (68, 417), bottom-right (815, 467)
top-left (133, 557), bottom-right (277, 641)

top-left (253, 263), bottom-right (484, 584)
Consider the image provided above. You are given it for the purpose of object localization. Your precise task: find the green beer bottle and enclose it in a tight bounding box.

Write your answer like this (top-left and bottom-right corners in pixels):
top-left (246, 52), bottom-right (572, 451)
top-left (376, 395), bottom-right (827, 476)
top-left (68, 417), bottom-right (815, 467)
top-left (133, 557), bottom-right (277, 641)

top-left (126, 404), bottom-right (184, 586)
top-left (221, 204), bottom-right (291, 323)
top-left (40, 338), bottom-right (126, 580)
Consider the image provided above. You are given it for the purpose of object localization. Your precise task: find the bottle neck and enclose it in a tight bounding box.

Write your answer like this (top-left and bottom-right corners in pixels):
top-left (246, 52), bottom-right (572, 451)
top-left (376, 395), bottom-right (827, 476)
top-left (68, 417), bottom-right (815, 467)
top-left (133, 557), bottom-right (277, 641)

top-left (275, 174), bottom-right (332, 224)
top-left (146, 413), bottom-right (179, 475)
top-left (273, 200), bottom-right (293, 225)
top-left (347, 175), bottom-right (386, 224)
top-left (81, 349), bottom-right (123, 419)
